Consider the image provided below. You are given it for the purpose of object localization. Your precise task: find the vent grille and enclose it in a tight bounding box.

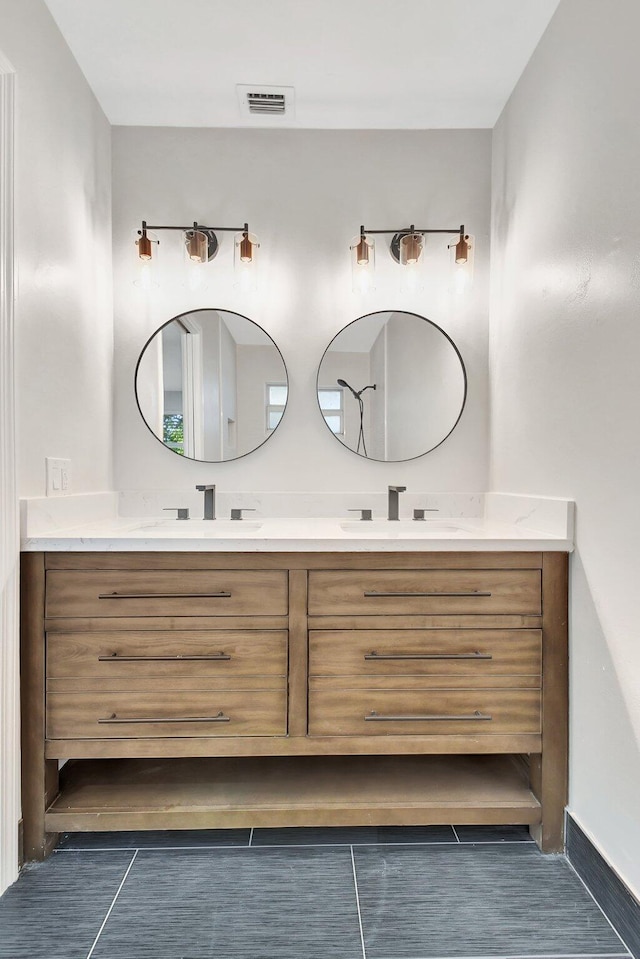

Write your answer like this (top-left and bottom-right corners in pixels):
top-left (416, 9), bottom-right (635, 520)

top-left (237, 85), bottom-right (294, 120)
top-left (247, 92), bottom-right (286, 115)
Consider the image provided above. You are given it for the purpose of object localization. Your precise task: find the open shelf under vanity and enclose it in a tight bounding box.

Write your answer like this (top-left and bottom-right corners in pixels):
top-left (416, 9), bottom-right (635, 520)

top-left (46, 755), bottom-right (542, 833)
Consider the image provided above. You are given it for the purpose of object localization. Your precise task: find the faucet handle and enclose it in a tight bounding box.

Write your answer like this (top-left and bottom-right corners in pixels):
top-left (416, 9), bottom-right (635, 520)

top-left (388, 485), bottom-right (407, 493)
top-left (413, 508), bottom-right (439, 521)
top-left (348, 508), bottom-right (373, 521)
top-left (230, 508), bottom-right (256, 521)
top-left (163, 507), bottom-right (190, 520)
top-left (195, 484), bottom-right (215, 491)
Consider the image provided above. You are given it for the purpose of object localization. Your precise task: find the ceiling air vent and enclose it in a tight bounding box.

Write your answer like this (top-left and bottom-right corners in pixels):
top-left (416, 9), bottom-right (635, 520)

top-left (237, 85), bottom-right (295, 121)
top-left (247, 92), bottom-right (286, 115)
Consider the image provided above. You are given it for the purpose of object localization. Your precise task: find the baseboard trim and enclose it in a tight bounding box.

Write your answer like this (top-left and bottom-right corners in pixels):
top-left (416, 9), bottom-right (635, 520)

top-left (566, 813), bottom-right (640, 958)
top-left (17, 818), bottom-right (23, 870)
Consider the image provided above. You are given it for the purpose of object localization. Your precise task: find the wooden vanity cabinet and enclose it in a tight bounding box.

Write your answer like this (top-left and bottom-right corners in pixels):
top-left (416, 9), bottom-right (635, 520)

top-left (20, 550), bottom-right (568, 861)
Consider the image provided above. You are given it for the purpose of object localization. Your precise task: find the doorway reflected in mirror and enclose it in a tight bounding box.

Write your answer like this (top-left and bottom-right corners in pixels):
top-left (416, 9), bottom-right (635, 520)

top-left (135, 309), bottom-right (288, 463)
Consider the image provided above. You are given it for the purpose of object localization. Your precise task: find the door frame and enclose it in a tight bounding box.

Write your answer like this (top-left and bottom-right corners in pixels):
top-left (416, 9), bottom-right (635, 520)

top-left (0, 51), bottom-right (19, 894)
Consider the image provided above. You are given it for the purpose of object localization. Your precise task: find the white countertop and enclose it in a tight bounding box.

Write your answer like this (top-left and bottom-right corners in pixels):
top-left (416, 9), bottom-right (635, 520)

top-left (20, 514), bottom-right (573, 552)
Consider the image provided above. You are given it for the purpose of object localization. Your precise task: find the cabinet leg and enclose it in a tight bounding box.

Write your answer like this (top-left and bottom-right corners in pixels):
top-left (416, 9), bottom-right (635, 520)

top-left (529, 553), bottom-right (569, 854)
top-left (529, 754), bottom-right (564, 852)
top-left (21, 759), bottom-right (59, 861)
top-left (20, 553), bottom-right (59, 861)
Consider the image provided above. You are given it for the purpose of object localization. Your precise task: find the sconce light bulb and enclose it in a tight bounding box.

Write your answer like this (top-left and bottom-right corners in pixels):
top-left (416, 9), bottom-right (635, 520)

top-left (455, 235), bottom-right (470, 265)
top-left (239, 232), bottom-right (253, 263)
top-left (137, 234), bottom-right (152, 260)
top-left (356, 237), bottom-right (369, 266)
top-left (186, 230), bottom-right (208, 263)
top-left (402, 232), bottom-right (423, 265)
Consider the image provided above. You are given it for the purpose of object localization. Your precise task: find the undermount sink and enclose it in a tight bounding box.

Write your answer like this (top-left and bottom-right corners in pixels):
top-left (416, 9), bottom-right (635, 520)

top-left (131, 519), bottom-right (263, 534)
top-left (339, 520), bottom-right (467, 535)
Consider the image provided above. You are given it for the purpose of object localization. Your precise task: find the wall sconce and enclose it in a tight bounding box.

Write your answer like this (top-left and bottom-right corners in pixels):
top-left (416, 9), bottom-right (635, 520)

top-left (135, 220), bottom-right (258, 284)
top-left (350, 230), bottom-right (376, 292)
top-left (351, 223), bottom-right (473, 291)
top-left (449, 230), bottom-right (474, 291)
top-left (234, 228), bottom-right (260, 290)
top-left (133, 226), bottom-right (159, 289)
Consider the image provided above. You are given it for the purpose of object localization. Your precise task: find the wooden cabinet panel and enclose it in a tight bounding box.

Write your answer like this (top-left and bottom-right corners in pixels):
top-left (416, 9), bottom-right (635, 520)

top-left (309, 629), bottom-right (542, 679)
top-left (47, 689), bottom-right (287, 739)
top-left (46, 569), bottom-right (288, 618)
top-left (308, 569), bottom-right (541, 616)
top-left (21, 550), bottom-right (568, 858)
top-left (47, 630), bottom-right (287, 682)
top-left (308, 688), bottom-right (541, 737)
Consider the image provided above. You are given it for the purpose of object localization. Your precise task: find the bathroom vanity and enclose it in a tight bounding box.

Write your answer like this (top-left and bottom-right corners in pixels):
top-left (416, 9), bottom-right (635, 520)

top-left (20, 519), bottom-right (569, 860)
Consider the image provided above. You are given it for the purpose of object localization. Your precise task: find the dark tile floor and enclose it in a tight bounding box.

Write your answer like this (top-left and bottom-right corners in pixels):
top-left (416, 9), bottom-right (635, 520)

top-left (0, 826), bottom-right (631, 959)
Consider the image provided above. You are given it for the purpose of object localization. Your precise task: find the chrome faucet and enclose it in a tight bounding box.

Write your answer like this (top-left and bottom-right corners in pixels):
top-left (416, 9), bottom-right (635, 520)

top-left (387, 485), bottom-right (406, 521)
top-left (195, 484), bottom-right (216, 520)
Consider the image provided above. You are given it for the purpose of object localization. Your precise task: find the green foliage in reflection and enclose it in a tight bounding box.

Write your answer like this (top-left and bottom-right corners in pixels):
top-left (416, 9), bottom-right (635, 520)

top-left (163, 414), bottom-right (184, 455)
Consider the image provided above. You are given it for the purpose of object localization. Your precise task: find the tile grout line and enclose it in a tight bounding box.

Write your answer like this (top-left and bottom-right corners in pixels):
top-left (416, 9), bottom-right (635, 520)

top-left (564, 857), bottom-right (634, 957)
top-left (350, 845), bottom-right (367, 959)
top-left (56, 843), bottom-right (250, 852)
top-left (451, 825), bottom-right (461, 843)
top-left (248, 827), bottom-right (254, 847)
top-left (55, 838), bottom-right (534, 852)
top-left (373, 954), bottom-right (632, 959)
top-left (373, 953), bottom-right (633, 959)
top-left (85, 849), bottom-right (139, 959)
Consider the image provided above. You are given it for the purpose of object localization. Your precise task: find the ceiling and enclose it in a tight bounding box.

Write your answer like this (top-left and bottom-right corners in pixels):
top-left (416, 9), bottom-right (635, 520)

top-left (44, 0), bottom-right (560, 129)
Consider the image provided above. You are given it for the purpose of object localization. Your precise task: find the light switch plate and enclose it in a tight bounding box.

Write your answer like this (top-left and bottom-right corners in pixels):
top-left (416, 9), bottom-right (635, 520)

top-left (46, 457), bottom-right (72, 496)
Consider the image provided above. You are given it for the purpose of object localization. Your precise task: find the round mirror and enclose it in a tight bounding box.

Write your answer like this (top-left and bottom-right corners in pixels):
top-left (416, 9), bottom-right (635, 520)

top-left (317, 311), bottom-right (466, 462)
top-left (135, 309), bottom-right (288, 462)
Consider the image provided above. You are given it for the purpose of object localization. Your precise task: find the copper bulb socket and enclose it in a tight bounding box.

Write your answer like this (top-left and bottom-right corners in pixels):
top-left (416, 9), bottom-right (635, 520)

top-left (186, 230), bottom-right (207, 262)
top-left (402, 233), bottom-right (422, 265)
top-left (137, 234), bottom-right (152, 260)
top-left (239, 233), bottom-right (253, 263)
top-left (356, 237), bottom-right (369, 265)
top-left (455, 235), bottom-right (469, 264)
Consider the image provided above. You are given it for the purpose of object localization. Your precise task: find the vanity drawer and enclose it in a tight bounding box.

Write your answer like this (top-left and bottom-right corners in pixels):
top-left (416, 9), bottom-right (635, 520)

top-left (308, 688), bottom-right (541, 737)
top-left (46, 569), bottom-right (288, 618)
top-left (47, 689), bottom-right (287, 739)
top-left (308, 569), bottom-right (541, 616)
top-left (47, 630), bottom-right (288, 685)
top-left (309, 630), bottom-right (542, 679)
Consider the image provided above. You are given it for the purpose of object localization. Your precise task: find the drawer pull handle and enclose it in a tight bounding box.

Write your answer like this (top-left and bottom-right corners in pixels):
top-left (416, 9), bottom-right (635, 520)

top-left (363, 590), bottom-right (492, 598)
top-left (365, 709), bottom-right (492, 722)
top-left (365, 651), bottom-right (492, 661)
top-left (98, 711), bottom-right (231, 724)
top-left (98, 653), bottom-right (231, 662)
top-left (98, 591), bottom-right (232, 600)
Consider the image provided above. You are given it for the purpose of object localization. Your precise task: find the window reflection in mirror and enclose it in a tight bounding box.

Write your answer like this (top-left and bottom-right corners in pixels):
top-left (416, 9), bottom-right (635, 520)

top-left (318, 388), bottom-right (344, 435)
top-left (317, 311), bottom-right (466, 462)
top-left (135, 309), bottom-right (288, 463)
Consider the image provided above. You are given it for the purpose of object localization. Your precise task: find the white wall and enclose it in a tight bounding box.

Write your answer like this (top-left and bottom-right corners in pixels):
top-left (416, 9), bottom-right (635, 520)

top-left (112, 127), bottom-right (491, 491)
top-left (386, 312), bottom-right (465, 461)
top-left (136, 329), bottom-right (163, 436)
top-left (200, 313), bottom-right (222, 461)
top-left (490, 0), bottom-right (640, 896)
top-left (236, 344), bottom-right (291, 456)
top-left (369, 325), bottom-right (387, 461)
top-left (219, 317), bottom-right (237, 461)
top-left (0, 0), bottom-right (113, 498)
top-left (0, 0), bottom-right (113, 894)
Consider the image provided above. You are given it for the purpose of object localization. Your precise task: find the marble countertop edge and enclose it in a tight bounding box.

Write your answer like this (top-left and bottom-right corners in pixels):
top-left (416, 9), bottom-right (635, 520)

top-left (20, 516), bottom-right (573, 552)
